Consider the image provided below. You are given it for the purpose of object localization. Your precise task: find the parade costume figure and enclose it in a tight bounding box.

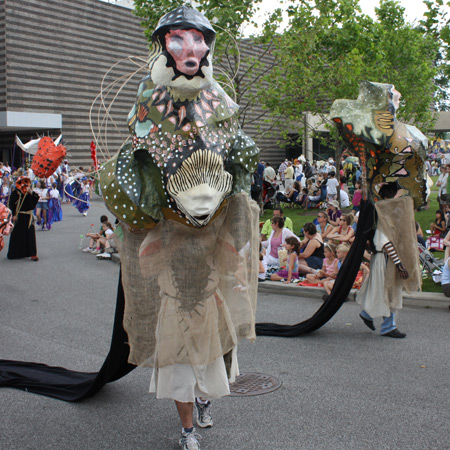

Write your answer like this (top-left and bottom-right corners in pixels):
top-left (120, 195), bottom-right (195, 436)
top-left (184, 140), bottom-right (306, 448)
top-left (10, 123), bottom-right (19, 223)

top-left (0, 12), bottom-right (258, 447)
top-left (7, 176), bottom-right (40, 260)
top-left (331, 82), bottom-right (424, 338)
top-left (73, 178), bottom-right (90, 215)
top-left (97, 7), bottom-right (259, 448)
top-left (256, 81), bottom-right (425, 338)
top-left (0, 203), bottom-right (13, 252)
top-left (47, 183), bottom-right (63, 225)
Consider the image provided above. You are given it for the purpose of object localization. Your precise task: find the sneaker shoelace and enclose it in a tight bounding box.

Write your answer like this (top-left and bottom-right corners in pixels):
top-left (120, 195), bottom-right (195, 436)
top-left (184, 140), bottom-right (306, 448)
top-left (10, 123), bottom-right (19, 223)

top-left (181, 430), bottom-right (201, 449)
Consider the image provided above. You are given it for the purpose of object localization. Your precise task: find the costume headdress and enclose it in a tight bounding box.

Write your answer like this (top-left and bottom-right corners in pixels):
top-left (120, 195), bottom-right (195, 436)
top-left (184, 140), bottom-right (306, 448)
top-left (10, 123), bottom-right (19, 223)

top-left (31, 136), bottom-right (67, 178)
top-left (330, 81), bottom-right (427, 209)
top-left (15, 176), bottom-right (31, 195)
top-left (100, 6), bottom-right (258, 229)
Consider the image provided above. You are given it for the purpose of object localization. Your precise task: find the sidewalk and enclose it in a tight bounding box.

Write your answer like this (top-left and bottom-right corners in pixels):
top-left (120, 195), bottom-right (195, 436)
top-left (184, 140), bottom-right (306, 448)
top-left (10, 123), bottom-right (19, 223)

top-left (111, 253), bottom-right (450, 310)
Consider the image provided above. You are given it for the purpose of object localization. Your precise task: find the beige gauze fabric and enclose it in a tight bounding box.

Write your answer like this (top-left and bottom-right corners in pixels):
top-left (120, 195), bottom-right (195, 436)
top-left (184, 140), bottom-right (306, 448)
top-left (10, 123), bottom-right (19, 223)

top-left (117, 192), bottom-right (259, 368)
top-left (375, 196), bottom-right (421, 309)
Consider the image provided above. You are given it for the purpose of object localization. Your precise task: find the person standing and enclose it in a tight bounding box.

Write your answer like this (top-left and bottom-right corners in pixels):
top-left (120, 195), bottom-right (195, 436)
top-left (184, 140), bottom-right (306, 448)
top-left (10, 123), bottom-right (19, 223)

top-left (283, 161), bottom-right (295, 191)
top-left (278, 159), bottom-right (288, 187)
top-left (73, 178), bottom-right (90, 216)
top-left (326, 171), bottom-right (339, 201)
top-left (34, 180), bottom-right (50, 230)
top-left (7, 176), bottom-right (40, 261)
top-left (356, 183), bottom-right (421, 338)
top-left (436, 165), bottom-right (448, 210)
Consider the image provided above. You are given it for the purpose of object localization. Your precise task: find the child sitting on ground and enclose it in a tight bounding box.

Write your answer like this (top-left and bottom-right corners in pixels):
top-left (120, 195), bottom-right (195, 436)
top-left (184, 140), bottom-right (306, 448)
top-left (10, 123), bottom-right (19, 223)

top-left (82, 215), bottom-right (109, 253)
top-left (322, 243), bottom-right (350, 300)
top-left (96, 221), bottom-right (116, 259)
top-left (305, 242), bottom-right (338, 284)
top-left (270, 237), bottom-right (301, 284)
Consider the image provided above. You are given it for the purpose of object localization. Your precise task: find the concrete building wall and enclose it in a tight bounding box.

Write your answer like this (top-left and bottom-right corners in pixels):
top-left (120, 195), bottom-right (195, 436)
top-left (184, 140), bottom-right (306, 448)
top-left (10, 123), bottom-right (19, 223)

top-left (0, 1), bottom-right (289, 168)
top-left (2, 0), bottom-right (149, 167)
top-left (233, 40), bottom-right (286, 165)
top-left (0, 1), bottom-right (6, 111)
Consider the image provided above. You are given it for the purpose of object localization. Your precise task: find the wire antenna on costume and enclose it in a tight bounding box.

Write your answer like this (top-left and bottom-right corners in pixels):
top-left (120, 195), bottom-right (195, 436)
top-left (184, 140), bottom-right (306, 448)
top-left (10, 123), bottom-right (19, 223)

top-left (211, 23), bottom-right (240, 102)
top-left (89, 56), bottom-right (149, 164)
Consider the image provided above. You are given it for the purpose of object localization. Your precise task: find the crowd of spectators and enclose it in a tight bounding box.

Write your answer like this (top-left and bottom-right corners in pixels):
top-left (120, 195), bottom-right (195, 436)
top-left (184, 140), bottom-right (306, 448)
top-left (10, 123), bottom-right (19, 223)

top-left (257, 156), bottom-right (365, 297)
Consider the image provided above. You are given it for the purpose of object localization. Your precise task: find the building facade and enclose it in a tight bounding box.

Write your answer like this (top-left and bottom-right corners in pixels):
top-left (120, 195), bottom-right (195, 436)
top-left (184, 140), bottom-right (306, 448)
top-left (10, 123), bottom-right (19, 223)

top-left (0, 0), bottom-right (290, 169)
top-left (0, 0), bottom-right (150, 168)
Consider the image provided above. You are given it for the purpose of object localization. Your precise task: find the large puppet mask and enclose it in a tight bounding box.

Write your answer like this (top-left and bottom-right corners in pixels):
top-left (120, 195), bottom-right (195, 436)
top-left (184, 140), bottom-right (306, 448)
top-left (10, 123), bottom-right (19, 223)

top-left (150, 7), bottom-right (214, 97)
top-left (330, 81), bottom-right (427, 208)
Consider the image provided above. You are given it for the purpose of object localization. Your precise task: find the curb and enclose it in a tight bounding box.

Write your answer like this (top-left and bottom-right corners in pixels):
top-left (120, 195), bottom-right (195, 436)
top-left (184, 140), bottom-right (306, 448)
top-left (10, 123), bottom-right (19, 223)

top-left (258, 281), bottom-right (450, 310)
top-left (110, 253), bottom-right (450, 310)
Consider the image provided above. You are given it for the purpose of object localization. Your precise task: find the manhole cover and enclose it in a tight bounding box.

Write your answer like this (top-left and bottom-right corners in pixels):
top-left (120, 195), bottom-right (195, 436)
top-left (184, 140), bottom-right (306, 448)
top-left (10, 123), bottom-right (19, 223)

top-left (229, 372), bottom-right (282, 397)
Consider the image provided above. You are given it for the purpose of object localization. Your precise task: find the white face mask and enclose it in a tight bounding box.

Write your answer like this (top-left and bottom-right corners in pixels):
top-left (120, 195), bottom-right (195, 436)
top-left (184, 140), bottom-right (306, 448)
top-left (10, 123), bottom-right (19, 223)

top-left (167, 149), bottom-right (233, 227)
top-left (172, 183), bottom-right (225, 226)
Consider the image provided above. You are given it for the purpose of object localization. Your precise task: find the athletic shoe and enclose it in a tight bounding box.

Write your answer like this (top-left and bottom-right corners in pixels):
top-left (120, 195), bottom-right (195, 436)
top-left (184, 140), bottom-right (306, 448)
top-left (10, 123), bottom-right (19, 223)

top-left (31, 256), bottom-right (39, 262)
top-left (179, 428), bottom-right (201, 450)
top-left (82, 212), bottom-right (88, 216)
top-left (382, 328), bottom-right (406, 339)
top-left (91, 248), bottom-right (101, 254)
top-left (97, 252), bottom-right (111, 259)
top-left (359, 313), bottom-right (375, 331)
top-left (195, 400), bottom-right (213, 428)
top-left (82, 247), bottom-right (93, 253)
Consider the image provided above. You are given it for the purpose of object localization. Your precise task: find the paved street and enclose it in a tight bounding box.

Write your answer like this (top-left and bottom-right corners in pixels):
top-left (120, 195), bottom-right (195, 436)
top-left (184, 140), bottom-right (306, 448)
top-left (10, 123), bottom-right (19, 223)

top-left (1, 199), bottom-right (449, 450)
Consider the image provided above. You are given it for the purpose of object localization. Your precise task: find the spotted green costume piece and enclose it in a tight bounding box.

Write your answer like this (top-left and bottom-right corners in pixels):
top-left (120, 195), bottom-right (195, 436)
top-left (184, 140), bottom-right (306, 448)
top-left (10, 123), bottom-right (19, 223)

top-left (99, 77), bottom-right (258, 229)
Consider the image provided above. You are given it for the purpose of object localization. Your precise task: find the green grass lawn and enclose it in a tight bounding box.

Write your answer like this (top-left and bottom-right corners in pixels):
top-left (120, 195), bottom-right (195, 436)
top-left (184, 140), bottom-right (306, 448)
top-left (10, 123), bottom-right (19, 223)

top-left (261, 178), bottom-right (445, 293)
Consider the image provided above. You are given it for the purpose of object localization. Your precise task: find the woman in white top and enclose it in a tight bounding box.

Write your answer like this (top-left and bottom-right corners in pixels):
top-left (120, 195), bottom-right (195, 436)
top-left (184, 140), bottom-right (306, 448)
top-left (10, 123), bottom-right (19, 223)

top-left (47, 182), bottom-right (63, 226)
top-left (34, 180), bottom-right (49, 230)
top-left (261, 216), bottom-right (298, 269)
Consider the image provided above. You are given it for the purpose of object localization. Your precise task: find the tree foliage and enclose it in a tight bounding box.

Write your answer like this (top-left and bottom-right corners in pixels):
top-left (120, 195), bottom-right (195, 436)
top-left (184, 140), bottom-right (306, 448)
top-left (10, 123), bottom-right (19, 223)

top-left (261, 0), bottom-right (443, 135)
top-left (420, 0), bottom-right (450, 109)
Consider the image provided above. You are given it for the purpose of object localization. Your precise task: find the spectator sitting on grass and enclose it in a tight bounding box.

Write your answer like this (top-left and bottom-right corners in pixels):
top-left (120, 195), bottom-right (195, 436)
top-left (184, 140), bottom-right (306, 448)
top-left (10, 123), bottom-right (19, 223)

top-left (270, 237), bottom-right (301, 284)
top-left (305, 242), bottom-right (338, 285)
top-left (327, 200), bottom-right (342, 226)
top-left (322, 243), bottom-right (350, 300)
top-left (261, 207), bottom-right (293, 241)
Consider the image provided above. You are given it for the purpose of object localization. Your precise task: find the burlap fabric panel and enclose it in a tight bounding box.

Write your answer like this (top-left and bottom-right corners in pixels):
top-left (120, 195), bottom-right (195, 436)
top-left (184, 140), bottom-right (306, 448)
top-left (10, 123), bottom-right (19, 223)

top-left (118, 192), bottom-right (259, 368)
top-left (375, 196), bottom-right (421, 304)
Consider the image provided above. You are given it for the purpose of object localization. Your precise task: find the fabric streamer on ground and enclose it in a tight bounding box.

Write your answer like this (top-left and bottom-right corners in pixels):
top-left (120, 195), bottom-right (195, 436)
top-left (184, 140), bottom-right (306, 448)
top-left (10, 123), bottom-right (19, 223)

top-left (0, 273), bottom-right (136, 401)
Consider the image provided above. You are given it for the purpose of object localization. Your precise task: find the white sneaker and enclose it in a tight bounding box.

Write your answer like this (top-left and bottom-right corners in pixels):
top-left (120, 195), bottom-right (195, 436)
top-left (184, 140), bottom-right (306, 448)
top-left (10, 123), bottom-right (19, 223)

top-left (82, 247), bottom-right (92, 253)
top-left (195, 400), bottom-right (213, 428)
top-left (82, 212), bottom-right (87, 216)
top-left (97, 252), bottom-right (111, 259)
top-left (179, 428), bottom-right (201, 450)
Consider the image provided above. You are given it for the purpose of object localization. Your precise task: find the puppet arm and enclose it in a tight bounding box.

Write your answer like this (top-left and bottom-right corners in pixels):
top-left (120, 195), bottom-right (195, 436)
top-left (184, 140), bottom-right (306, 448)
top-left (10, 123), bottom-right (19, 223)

top-left (383, 241), bottom-right (409, 280)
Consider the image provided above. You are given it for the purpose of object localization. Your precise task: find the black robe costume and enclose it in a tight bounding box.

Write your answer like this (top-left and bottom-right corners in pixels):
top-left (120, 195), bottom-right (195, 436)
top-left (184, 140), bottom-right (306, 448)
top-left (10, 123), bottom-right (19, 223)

top-left (7, 190), bottom-right (39, 259)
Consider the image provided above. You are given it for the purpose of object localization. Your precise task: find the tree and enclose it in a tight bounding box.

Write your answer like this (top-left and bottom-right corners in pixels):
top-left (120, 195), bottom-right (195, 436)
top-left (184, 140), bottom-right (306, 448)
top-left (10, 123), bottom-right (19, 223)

top-left (420, 0), bottom-right (450, 110)
top-left (260, 0), bottom-right (443, 148)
